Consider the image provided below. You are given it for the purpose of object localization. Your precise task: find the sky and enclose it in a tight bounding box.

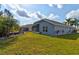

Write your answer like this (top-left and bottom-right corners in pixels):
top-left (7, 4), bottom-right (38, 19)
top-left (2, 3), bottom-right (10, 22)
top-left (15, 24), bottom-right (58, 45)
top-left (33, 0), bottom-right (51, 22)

top-left (1, 4), bottom-right (79, 26)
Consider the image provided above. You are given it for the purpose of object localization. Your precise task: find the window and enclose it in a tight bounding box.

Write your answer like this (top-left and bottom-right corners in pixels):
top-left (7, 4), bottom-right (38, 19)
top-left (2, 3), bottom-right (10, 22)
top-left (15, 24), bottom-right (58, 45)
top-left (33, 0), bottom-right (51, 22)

top-left (62, 30), bottom-right (64, 33)
top-left (43, 26), bottom-right (48, 32)
top-left (56, 30), bottom-right (59, 34)
top-left (69, 28), bottom-right (71, 32)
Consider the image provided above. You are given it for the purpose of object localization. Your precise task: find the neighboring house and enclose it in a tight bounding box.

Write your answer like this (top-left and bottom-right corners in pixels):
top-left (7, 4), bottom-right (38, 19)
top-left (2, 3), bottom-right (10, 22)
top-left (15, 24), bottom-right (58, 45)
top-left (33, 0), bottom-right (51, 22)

top-left (32, 19), bottom-right (76, 35)
top-left (21, 24), bottom-right (33, 32)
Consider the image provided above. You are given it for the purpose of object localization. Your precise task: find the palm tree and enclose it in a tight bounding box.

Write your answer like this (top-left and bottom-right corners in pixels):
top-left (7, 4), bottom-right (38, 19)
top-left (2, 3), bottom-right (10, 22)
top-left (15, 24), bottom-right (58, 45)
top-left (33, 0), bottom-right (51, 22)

top-left (74, 18), bottom-right (79, 28)
top-left (64, 18), bottom-right (71, 26)
top-left (65, 18), bottom-right (78, 26)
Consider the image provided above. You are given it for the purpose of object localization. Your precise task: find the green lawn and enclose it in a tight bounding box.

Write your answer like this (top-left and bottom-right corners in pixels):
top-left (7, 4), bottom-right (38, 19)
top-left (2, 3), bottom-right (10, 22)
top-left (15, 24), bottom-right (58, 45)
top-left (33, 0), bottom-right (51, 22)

top-left (0, 32), bottom-right (79, 55)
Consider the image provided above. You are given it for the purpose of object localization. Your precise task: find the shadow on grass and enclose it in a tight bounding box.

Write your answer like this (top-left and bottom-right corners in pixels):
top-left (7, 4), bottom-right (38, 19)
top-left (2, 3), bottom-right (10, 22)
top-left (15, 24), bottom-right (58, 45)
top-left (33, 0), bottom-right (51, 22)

top-left (0, 36), bottom-right (17, 49)
top-left (38, 33), bottom-right (79, 40)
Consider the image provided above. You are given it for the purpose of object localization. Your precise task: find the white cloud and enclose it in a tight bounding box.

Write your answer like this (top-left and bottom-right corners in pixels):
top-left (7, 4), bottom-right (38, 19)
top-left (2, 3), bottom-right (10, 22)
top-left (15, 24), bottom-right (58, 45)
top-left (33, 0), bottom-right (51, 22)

top-left (56, 4), bottom-right (63, 9)
top-left (47, 13), bottom-right (60, 21)
top-left (36, 11), bottom-right (46, 19)
top-left (5, 4), bottom-right (46, 19)
top-left (66, 9), bottom-right (79, 19)
top-left (48, 4), bottom-right (63, 9)
top-left (28, 11), bottom-right (46, 19)
top-left (16, 10), bottom-right (30, 18)
top-left (3, 4), bottom-right (46, 19)
top-left (2, 4), bottom-right (61, 25)
top-left (48, 4), bottom-right (53, 7)
top-left (3, 4), bottom-right (22, 11)
top-left (2, 4), bottom-right (31, 18)
top-left (3, 4), bottom-right (60, 20)
top-left (29, 12), bottom-right (37, 18)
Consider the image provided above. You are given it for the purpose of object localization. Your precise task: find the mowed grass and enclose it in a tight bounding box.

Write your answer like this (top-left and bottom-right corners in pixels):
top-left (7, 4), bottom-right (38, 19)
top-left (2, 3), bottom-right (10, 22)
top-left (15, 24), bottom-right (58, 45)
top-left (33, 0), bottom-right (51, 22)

top-left (0, 32), bottom-right (79, 55)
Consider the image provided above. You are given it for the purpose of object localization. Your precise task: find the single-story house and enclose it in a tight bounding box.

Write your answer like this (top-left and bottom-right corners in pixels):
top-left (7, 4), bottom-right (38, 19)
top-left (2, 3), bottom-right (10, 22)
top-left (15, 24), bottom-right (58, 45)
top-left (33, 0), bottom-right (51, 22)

top-left (32, 19), bottom-right (76, 35)
top-left (21, 24), bottom-right (33, 32)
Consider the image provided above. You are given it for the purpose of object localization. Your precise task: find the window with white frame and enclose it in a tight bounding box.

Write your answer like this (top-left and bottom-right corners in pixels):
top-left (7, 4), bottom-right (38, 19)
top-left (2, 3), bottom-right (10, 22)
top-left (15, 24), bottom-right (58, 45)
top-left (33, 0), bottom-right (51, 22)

top-left (43, 26), bottom-right (48, 32)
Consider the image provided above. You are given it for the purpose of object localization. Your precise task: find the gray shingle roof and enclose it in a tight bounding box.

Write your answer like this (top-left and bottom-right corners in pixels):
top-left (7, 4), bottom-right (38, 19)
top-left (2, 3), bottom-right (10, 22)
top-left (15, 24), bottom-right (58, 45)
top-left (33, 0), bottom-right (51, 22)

top-left (43, 19), bottom-right (64, 26)
top-left (34, 18), bottom-right (76, 28)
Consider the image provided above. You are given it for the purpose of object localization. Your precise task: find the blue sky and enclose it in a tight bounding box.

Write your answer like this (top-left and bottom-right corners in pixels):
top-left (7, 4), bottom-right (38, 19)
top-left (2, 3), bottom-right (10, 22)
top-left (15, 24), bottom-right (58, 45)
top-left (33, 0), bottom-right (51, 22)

top-left (1, 4), bottom-right (79, 25)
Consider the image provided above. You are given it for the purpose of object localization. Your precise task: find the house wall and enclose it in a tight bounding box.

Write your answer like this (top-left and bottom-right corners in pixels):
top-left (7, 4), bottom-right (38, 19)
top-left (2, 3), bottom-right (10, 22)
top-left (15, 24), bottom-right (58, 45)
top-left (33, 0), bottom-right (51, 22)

top-left (33, 21), bottom-right (55, 35)
top-left (40, 21), bottom-right (55, 35)
top-left (21, 25), bottom-right (33, 32)
top-left (33, 20), bottom-right (76, 35)
top-left (54, 25), bottom-right (76, 35)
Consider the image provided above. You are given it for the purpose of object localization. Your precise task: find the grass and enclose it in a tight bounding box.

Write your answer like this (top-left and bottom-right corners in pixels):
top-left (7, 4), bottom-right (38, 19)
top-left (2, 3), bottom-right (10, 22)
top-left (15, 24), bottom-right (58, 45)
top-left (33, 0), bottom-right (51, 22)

top-left (0, 32), bottom-right (79, 55)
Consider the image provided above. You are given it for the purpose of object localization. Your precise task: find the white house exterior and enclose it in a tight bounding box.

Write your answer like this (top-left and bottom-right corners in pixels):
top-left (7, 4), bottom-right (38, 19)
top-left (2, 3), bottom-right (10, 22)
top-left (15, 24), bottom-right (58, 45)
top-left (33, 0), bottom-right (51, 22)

top-left (32, 19), bottom-right (76, 35)
top-left (21, 24), bottom-right (33, 32)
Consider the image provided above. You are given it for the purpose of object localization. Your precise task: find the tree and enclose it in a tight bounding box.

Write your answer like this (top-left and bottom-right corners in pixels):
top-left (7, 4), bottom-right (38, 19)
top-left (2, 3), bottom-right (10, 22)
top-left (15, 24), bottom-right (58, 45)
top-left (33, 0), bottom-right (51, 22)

top-left (0, 16), bottom-right (19, 37)
top-left (65, 18), bottom-right (72, 26)
top-left (0, 7), bottom-right (20, 37)
top-left (4, 9), bottom-right (13, 17)
top-left (4, 9), bottom-right (20, 32)
top-left (0, 11), bottom-right (3, 16)
top-left (65, 18), bottom-right (79, 28)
